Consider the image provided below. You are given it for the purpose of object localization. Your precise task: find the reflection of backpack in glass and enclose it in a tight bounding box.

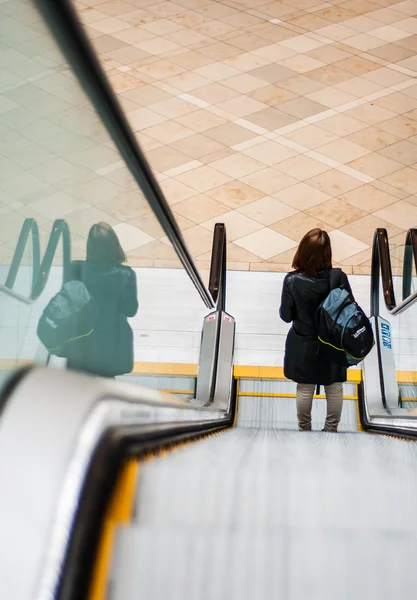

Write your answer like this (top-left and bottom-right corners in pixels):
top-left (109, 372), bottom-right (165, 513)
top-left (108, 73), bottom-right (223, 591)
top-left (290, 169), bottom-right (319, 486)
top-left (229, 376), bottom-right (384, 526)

top-left (37, 280), bottom-right (98, 358)
top-left (316, 268), bottom-right (374, 367)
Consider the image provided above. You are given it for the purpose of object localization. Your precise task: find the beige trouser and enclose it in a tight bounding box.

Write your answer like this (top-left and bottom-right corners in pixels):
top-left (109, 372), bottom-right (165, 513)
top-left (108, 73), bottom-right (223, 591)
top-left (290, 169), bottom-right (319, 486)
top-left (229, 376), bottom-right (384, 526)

top-left (296, 382), bottom-right (343, 432)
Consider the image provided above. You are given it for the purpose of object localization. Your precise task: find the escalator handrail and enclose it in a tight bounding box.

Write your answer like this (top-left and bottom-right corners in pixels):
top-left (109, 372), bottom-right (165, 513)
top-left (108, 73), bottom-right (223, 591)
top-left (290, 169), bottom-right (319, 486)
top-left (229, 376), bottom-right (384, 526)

top-left (0, 219), bottom-right (71, 304)
top-left (4, 218), bottom-right (40, 294)
top-left (208, 223), bottom-right (227, 313)
top-left (402, 228), bottom-right (417, 301)
top-left (35, 0), bottom-right (214, 310)
top-left (371, 228), bottom-right (417, 317)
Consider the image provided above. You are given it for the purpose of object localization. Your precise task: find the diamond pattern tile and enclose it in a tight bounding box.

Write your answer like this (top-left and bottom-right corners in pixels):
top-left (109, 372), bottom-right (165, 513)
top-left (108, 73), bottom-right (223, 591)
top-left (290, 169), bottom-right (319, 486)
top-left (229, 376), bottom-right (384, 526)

top-left (3, 0), bottom-right (417, 274)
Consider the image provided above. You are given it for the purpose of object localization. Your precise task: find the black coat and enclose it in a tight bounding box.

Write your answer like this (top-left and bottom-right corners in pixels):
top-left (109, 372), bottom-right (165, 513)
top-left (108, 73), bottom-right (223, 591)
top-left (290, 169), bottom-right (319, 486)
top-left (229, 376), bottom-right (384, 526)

top-left (67, 261), bottom-right (138, 377)
top-left (280, 269), bottom-right (353, 386)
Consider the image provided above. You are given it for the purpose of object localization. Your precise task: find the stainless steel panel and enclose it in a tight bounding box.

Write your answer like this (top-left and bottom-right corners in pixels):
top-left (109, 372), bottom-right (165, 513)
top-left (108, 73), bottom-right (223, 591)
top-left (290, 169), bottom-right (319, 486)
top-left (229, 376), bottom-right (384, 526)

top-left (195, 312), bottom-right (218, 405)
top-left (0, 368), bottom-right (228, 600)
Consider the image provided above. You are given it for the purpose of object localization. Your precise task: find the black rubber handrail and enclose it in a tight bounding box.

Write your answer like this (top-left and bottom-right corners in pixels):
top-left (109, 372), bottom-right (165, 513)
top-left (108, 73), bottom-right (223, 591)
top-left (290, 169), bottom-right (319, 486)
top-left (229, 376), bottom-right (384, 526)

top-left (208, 223), bottom-right (227, 313)
top-left (402, 228), bottom-right (417, 300)
top-left (0, 219), bottom-right (71, 304)
top-left (35, 0), bottom-right (214, 310)
top-left (371, 228), bottom-right (417, 317)
top-left (3, 218), bottom-right (40, 298)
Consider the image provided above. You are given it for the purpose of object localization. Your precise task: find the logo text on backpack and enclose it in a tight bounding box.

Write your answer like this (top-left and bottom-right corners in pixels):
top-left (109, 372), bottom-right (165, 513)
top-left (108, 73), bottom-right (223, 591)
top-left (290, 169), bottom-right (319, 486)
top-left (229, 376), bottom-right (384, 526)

top-left (353, 326), bottom-right (366, 338)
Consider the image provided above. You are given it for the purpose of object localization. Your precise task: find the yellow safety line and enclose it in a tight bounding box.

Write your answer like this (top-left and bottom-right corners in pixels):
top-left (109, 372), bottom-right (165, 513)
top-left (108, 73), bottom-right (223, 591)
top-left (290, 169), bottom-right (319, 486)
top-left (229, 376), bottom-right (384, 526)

top-left (89, 460), bottom-right (139, 600)
top-left (237, 391), bottom-right (358, 401)
top-left (233, 379), bottom-right (239, 428)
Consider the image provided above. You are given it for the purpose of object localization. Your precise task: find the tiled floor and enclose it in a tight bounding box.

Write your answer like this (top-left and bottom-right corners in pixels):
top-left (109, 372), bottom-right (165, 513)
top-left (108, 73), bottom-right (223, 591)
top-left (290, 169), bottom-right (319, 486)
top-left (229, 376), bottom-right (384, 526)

top-left (1, 0), bottom-right (417, 275)
top-left (72, 0), bottom-right (417, 274)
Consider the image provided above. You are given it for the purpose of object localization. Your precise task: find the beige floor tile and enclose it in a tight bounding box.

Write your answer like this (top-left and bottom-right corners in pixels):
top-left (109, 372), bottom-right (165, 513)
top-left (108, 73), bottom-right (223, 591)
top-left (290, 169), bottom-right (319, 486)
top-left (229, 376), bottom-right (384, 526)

top-left (96, 190), bottom-right (150, 221)
top-left (175, 165), bottom-right (232, 193)
top-left (335, 76), bottom-right (383, 98)
top-left (135, 60), bottom-right (185, 80)
top-left (159, 178), bottom-right (196, 205)
top-left (249, 86), bottom-right (298, 108)
top-left (207, 181), bottom-right (264, 208)
top-left (204, 122), bottom-right (258, 146)
top-left (375, 92), bottom-right (417, 115)
top-left (221, 73), bottom-right (269, 93)
top-left (340, 185), bottom-right (397, 212)
top-left (148, 97), bottom-right (199, 120)
top-left (107, 72), bottom-right (147, 93)
top-left (246, 107), bottom-right (298, 130)
top-left (328, 229), bottom-right (369, 261)
top-left (224, 52), bottom-right (271, 73)
top-left (372, 179), bottom-right (410, 200)
top-left (346, 126), bottom-right (401, 151)
top-left (215, 96), bottom-right (268, 118)
top-left (306, 169), bottom-right (363, 195)
top-left (253, 43), bottom-right (297, 63)
top-left (279, 74), bottom-right (326, 95)
top-left (345, 103), bottom-right (398, 126)
top-left (163, 71), bottom-right (211, 92)
top-left (306, 87), bottom-right (357, 108)
top-left (146, 145), bottom-right (190, 172)
top-left (317, 138), bottom-right (371, 163)
top-left (283, 124), bottom-right (339, 149)
top-left (347, 153), bottom-right (403, 178)
top-left (280, 55), bottom-right (326, 74)
top-left (192, 62), bottom-right (241, 82)
top-left (340, 214), bottom-right (403, 244)
top-left (271, 212), bottom-right (330, 241)
top-left (248, 64), bottom-right (298, 84)
top-left (279, 96), bottom-right (327, 118)
top-left (307, 65), bottom-right (354, 86)
top-left (268, 246), bottom-right (299, 265)
top-left (172, 194), bottom-right (230, 223)
top-left (379, 140), bottom-right (417, 166)
top-left (275, 155), bottom-right (331, 180)
top-left (210, 153), bottom-right (265, 178)
top-left (89, 16), bottom-right (130, 34)
top-left (306, 197), bottom-right (367, 227)
top-left (201, 209), bottom-right (263, 240)
top-left (336, 56), bottom-right (381, 75)
top-left (318, 114), bottom-right (368, 136)
top-left (242, 140), bottom-right (298, 166)
top-left (142, 120), bottom-right (195, 144)
top-left (273, 182), bottom-right (332, 210)
top-left (175, 109), bottom-right (228, 133)
top-left (190, 82), bottom-right (240, 104)
top-left (126, 107), bottom-right (168, 131)
top-left (374, 200), bottom-right (417, 230)
top-left (127, 239), bottom-right (173, 260)
top-left (338, 247), bottom-right (372, 266)
top-left (171, 134), bottom-right (225, 159)
top-left (241, 168), bottom-right (299, 195)
top-left (199, 147), bottom-right (236, 165)
top-left (234, 227), bottom-right (297, 260)
top-left (181, 225), bottom-right (216, 256)
top-left (378, 115), bottom-right (417, 139)
top-left (121, 84), bottom-right (171, 107)
top-left (167, 51), bottom-right (214, 70)
top-left (238, 196), bottom-right (299, 225)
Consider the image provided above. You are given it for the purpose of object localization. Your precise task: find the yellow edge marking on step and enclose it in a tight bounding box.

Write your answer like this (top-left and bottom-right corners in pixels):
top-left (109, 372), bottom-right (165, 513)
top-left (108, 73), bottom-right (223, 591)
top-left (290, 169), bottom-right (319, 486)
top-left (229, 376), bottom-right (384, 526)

top-left (1, 359), bottom-right (417, 386)
top-left (131, 362), bottom-right (198, 376)
top-left (233, 379), bottom-right (239, 428)
top-left (237, 392), bottom-right (358, 401)
top-left (356, 397), bottom-right (364, 432)
top-left (162, 389), bottom-right (194, 395)
top-left (89, 460), bottom-right (139, 600)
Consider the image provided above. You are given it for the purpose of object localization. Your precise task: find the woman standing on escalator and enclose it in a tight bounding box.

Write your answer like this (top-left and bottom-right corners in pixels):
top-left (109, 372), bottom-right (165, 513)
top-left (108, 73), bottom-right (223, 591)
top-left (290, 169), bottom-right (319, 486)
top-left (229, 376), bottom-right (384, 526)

top-left (67, 222), bottom-right (138, 378)
top-left (280, 228), bottom-right (354, 432)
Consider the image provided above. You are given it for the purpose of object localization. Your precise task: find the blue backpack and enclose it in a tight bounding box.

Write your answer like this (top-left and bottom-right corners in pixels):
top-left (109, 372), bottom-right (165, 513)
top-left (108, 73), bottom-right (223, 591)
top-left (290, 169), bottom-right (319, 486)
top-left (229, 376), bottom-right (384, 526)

top-left (316, 269), bottom-right (374, 367)
top-left (37, 280), bottom-right (98, 358)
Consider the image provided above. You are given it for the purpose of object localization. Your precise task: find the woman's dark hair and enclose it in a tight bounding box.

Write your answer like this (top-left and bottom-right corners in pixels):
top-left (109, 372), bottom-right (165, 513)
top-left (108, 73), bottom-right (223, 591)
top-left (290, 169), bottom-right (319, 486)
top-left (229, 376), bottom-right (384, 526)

top-left (87, 222), bottom-right (126, 266)
top-left (292, 228), bottom-right (332, 276)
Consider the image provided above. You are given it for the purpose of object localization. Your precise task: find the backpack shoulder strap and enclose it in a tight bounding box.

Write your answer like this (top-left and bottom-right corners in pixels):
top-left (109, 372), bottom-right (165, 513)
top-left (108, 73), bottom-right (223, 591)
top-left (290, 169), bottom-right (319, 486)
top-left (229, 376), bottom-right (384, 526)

top-left (329, 268), bottom-right (343, 290)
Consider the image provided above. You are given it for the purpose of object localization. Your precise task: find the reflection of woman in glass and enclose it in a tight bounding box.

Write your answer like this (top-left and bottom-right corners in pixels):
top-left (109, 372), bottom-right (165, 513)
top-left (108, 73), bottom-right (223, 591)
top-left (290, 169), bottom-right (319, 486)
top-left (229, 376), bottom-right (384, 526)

top-left (67, 222), bottom-right (138, 378)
